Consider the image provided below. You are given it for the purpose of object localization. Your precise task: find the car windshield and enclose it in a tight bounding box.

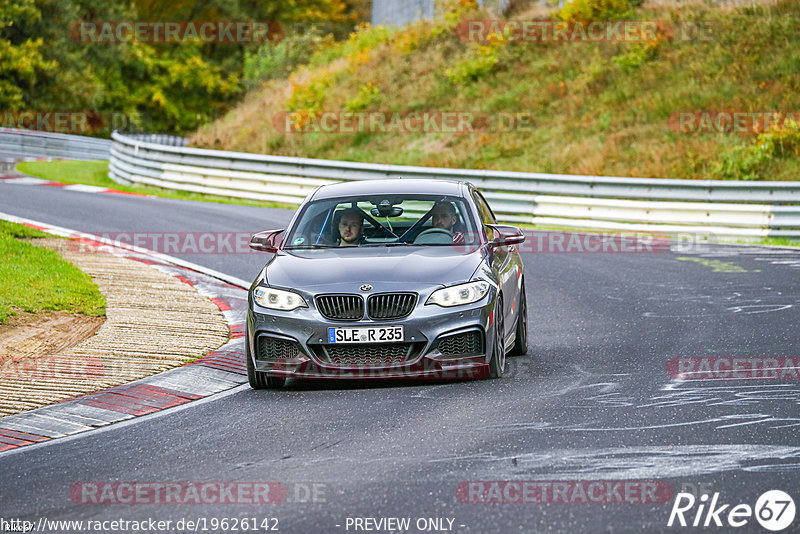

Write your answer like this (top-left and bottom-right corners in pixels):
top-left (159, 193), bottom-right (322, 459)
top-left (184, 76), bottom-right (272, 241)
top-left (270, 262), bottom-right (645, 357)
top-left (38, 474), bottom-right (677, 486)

top-left (284, 194), bottom-right (481, 248)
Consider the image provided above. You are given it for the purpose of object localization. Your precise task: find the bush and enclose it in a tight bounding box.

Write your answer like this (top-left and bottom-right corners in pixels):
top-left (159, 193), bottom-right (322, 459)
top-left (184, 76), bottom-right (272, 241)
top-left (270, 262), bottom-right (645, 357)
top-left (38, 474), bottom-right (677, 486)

top-left (713, 143), bottom-right (772, 181)
top-left (713, 118), bottom-right (800, 180)
top-left (244, 29), bottom-right (331, 86)
top-left (445, 37), bottom-right (503, 85)
top-left (559, 0), bottom-right (635, 21)
top-left (612, 42), bottom-right (660, 71)
top-left (287, 68), bottom-right (336, 113)
top-left (346, 83), bottom-right (381, 111)
top-left (310, 23), bottom-right (397, 68)
top-left (762, 117), bottom-right (800, 158)
top-left (393, 0), bottom-right (474, 53)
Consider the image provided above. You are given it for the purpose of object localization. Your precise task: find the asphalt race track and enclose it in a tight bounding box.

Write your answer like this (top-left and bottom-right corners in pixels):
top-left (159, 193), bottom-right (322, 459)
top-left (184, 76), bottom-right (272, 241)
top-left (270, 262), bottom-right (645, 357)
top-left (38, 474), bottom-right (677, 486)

top-left (1, 181), bottom-right (798, 533)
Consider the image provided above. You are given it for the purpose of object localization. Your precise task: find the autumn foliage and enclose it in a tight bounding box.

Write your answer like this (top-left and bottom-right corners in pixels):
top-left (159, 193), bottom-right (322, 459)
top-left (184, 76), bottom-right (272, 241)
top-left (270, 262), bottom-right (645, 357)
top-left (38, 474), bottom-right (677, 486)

top-left (0, 0), bottom-right (362, 135)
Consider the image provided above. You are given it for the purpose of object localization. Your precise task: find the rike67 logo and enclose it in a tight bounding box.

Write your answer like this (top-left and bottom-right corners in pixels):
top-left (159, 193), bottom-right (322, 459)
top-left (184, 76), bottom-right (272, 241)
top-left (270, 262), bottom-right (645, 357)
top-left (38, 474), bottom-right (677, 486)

top-left (668, 490), bottom-right (795, 531)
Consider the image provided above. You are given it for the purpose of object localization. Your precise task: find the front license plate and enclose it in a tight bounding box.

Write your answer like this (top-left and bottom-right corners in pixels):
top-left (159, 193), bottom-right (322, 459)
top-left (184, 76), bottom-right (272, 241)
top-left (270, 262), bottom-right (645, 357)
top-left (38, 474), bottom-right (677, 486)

top-left (328, 326), bottom-right (404, 344)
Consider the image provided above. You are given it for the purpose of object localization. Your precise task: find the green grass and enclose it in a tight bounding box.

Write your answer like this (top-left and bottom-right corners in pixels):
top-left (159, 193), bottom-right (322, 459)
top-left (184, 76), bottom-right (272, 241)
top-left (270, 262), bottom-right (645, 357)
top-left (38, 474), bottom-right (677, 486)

top-left (15, 160), bottom-right (296, 210)
top-left (16, 160), bottom-right (109, 188)
top-left (736, 236), bottom-right (800, 248)
top-left (0, 219), bottom-right (50, 239)
top-left (0, 220), bottom-right (106, 324)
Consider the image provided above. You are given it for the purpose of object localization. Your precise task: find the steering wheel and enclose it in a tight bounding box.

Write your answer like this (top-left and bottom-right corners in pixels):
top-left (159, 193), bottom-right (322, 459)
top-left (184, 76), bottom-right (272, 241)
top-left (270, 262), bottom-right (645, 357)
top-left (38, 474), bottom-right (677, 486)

top-left (414, 227), bottom-right (453, 244)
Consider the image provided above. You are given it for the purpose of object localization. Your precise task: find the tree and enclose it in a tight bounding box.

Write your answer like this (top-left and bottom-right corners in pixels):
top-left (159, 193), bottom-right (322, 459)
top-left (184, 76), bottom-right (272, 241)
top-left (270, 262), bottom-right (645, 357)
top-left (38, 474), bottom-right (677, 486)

top-left (0, 0), bottom-right (55, 108)
top-left (1, 0), bottom-right (366, 134)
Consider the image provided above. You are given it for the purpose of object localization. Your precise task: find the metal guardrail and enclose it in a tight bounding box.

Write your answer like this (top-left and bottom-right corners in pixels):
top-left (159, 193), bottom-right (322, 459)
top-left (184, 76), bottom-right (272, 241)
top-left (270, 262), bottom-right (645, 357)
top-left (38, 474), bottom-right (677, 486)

top-left (116, 133), bottom-right (188, 148)
top-left (109, 131), bottom-right (800, 238)
top-left (0, 128), bottom-right (111, 161)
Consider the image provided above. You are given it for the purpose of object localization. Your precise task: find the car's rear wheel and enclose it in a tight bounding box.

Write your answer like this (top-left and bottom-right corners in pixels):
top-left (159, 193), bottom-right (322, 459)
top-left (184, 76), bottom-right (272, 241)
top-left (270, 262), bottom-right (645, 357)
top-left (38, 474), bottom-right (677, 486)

top-left (246, 333), bottom-right (286, 389)
top-left (510, 280), bottom-right (528, 356)
top-left (488, 297), bottom-right (505, 379)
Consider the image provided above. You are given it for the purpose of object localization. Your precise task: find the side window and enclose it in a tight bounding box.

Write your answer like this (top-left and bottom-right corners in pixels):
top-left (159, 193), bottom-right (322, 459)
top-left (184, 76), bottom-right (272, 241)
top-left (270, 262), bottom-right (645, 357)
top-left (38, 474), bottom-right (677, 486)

top-left (472, 191), bottom-right (497, 225)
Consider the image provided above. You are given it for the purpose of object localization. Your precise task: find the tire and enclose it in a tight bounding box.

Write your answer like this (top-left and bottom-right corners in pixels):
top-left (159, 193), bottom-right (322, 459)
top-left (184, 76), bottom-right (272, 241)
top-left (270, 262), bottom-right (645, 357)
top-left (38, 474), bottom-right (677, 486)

top-left (246, 333), bottom-right (286, 389)
top-left (510, 280), bottom-right (528, 356)
top-left (488, 297), bottom-right (506, 379)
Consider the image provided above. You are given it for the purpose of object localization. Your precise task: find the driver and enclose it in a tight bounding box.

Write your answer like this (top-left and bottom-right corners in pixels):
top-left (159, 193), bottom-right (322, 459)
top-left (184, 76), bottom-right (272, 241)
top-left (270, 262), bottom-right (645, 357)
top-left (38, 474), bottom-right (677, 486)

top-left (431, 201), bottom-right (465, 244)
top-left (338, 208), bottom-right (364, 246)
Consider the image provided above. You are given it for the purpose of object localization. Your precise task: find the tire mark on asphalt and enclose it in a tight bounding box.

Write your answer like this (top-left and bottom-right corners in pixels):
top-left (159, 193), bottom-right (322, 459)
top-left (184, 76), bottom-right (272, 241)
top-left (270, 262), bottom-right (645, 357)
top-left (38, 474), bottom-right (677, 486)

top-left (428, 445), bottom-right (800, 479)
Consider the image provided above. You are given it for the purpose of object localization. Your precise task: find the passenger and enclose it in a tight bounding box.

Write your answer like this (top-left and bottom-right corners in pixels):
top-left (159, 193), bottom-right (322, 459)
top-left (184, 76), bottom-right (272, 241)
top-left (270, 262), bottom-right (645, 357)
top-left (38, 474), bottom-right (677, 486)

top-left (431, 201), bottom-right (465, 244)
top-left (338, 208), bottom-right (364, 246)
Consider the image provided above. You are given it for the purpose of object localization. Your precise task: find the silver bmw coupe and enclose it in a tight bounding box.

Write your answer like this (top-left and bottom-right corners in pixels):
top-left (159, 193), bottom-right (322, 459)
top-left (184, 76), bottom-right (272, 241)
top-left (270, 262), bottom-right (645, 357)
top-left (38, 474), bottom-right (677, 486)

top-left (246, 179), bottom-right (527, 388)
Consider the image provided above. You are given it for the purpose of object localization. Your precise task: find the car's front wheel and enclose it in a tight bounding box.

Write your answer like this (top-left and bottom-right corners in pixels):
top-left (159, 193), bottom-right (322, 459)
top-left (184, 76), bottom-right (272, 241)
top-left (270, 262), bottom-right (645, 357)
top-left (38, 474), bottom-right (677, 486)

top-left (246, 333), bottom-right (286, 389)
top-left (510, 279), bottom-right (528, 356)
top-left (488, 297), bottom-right (506, 379)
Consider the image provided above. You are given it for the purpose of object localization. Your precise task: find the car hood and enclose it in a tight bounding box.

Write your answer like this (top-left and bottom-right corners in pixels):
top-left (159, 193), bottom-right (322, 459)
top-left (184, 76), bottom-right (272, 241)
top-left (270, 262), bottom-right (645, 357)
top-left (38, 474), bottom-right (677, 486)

top-left (262, 246), bottom-right (485, 292)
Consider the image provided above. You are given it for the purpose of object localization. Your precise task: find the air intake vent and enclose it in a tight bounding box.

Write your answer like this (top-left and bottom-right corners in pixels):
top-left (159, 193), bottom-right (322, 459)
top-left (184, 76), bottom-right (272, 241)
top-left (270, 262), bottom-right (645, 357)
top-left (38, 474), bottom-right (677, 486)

top-left (325, 343), bottom-right (414, 366)
top-left (438, 331), bottom-right (483, 356)
top-left (367, 293), bottom-right (417, 320)
top-left (316, 294), bottom-right (364, 321)
top-left (257, 336), bottom-right (300, 360)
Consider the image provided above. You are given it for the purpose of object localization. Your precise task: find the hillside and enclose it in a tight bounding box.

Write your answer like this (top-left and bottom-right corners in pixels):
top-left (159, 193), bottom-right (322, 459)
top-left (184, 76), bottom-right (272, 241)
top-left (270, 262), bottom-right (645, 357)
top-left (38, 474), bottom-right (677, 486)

top-left (190, 0), bottom-right (800, 181)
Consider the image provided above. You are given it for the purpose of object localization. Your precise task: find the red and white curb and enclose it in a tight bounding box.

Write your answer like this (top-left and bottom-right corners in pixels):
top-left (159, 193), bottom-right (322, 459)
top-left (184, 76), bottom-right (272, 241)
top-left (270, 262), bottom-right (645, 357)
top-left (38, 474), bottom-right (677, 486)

top-left (0, 175), bottom-right (148, 197)
top-left (0, 213), bottom-right (251, 453)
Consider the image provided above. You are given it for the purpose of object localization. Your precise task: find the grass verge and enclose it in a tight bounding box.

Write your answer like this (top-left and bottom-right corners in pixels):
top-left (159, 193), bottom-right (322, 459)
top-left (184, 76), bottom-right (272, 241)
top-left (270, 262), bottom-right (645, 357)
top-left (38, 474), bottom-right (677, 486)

top-left (15, 160), bottom-right (296, 210)
top-left (734, 236), bottom-right (800, 248)
top-left (0, 220), bottom-right (106, 324)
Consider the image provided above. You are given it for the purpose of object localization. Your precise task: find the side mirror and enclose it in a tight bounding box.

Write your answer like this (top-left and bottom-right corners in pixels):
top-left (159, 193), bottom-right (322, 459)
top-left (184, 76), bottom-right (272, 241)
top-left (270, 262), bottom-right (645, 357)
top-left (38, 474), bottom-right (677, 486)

top-left (250, 229), bottom-right (286, 253)
top-left (486, 224), bottom-right (525, 249)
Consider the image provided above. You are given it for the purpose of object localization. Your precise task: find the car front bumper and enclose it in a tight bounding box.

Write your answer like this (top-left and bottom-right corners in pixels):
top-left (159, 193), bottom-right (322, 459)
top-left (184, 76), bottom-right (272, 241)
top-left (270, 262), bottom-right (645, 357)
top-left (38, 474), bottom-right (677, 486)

top-left (247, 294), bottom-right (496, 381)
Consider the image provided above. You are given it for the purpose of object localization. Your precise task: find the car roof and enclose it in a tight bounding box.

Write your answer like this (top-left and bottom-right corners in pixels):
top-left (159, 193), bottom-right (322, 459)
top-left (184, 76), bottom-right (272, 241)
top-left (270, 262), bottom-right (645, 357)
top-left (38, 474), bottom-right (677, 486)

top-left (310, 178), bottom-right (469, 200)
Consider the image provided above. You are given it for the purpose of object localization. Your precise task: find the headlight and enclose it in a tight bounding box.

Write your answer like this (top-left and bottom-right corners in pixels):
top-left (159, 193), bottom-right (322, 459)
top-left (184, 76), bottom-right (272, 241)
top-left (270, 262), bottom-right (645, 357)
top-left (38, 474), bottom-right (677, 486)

top-left (253, 286), bottom-right (307, 311)
top-left (426, 281), bottom-right (490, 307)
